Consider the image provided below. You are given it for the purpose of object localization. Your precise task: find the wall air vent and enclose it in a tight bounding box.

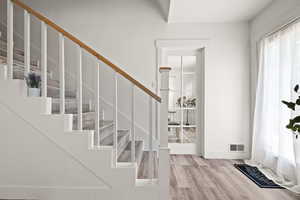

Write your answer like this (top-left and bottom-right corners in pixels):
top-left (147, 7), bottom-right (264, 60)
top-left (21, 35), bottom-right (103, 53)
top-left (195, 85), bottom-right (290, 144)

top-left (230, 144), bottom-right (245, 152)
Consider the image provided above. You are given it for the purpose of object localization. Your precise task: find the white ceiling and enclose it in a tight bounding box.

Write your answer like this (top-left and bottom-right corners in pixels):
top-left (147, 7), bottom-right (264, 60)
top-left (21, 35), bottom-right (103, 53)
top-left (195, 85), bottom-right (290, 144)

top-left (167, 0), bottom-right (273, 23)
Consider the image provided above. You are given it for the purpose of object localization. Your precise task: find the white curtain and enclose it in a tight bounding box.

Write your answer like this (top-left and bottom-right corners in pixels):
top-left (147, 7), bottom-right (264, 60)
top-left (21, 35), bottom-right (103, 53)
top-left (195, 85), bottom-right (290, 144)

top-left (251, 21), bottom-right (300, 194)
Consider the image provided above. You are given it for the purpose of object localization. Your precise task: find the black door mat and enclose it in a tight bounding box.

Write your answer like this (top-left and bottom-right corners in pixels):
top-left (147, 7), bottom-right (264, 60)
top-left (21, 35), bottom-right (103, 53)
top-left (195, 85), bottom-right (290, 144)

top-left (234, 164), bottom-right (284, 189)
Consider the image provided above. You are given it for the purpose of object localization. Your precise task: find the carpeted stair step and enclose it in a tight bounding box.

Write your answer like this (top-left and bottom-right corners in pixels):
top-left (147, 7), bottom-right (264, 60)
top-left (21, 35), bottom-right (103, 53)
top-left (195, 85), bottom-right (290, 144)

top-left (118, 141), bottom-right (144, 167)
top-left (100, 130), bottom-right (130, 158)
top-left (137, 151), bottom-right (158, 179)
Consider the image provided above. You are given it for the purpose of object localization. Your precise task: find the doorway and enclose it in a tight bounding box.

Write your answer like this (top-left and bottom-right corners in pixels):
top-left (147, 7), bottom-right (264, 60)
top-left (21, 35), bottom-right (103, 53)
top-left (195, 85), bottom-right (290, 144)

top-left (167, 52), bottom-right (202, 154)
top-left (168, 55), bottom-right (197, 143)
top-left (156, 40), bottom-right (206, 155)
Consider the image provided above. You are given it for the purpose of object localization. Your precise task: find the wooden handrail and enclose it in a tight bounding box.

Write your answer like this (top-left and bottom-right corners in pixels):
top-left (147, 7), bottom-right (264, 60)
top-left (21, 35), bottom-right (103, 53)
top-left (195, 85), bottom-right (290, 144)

top-left (159, 67), bottom-right (172, 71)
top-left (11, 0), bottom-right (161, 102)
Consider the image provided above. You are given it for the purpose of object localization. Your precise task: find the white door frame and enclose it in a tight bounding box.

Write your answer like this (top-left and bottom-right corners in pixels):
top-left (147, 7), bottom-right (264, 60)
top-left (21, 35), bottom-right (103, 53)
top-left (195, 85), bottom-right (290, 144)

top-left (155, 39), bottom-right (209, 156)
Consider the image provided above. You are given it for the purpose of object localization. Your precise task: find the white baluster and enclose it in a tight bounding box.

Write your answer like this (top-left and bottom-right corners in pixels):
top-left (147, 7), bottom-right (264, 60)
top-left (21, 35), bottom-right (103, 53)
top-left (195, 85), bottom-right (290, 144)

top-left (95, 62), bottom-right (100, 146)
top-left (77, 46), bottom-right (83, 130)
top-left (7, 0), bottom-right (13, 79)
top-left (59, 33), bottom-right (65, 114)
top-left (131, 84), bottom-right (135, 162)
top-left (148, 96), bottom-right (153, 180)
top-left (155, 101), bottom-right (159, 140)
top-left (24, 10), bottom-right (30, 75)
top-left (41, 21), bottom-right (47, 97)
top-left (113, 71), bottom-right (118, 167)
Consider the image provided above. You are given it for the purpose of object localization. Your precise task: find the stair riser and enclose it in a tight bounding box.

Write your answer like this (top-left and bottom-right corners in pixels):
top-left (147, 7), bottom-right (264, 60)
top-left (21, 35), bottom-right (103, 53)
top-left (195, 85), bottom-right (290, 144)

top-left (13, 70), bottom-right (54, 82)
top-left (48, 87), bottom-right (76, 98)
top-left (0, 43), bottom-right (25, 56)
top-left (73, 113), bottom-right (109, 129)
top-left (75, 119), bottom-right (112, 131)
top-left (79, 121), bottom-right (113, 137)
top-left (0, 50), bottom-right (39, 67)
top-left (52, 102), bottom-right (90, 114)
top-left (10, 63), bottom-right (52, 75)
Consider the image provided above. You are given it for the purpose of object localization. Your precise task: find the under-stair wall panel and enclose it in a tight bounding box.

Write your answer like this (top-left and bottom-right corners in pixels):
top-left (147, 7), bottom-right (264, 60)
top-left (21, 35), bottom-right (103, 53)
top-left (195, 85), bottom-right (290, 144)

top-left (0, 80), bottom-right (137, 187)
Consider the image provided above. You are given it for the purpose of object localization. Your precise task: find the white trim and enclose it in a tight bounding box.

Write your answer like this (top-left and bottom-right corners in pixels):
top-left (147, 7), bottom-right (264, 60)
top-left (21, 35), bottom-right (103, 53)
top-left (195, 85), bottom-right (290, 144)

top-left (205, 151), bottom-right (250, 160)
top-left (168, 143), bottom-right (197, 155)
top-left (155, 39), bottom-right (210, 49)
top-left (155, 39), bottom-right (208, 156)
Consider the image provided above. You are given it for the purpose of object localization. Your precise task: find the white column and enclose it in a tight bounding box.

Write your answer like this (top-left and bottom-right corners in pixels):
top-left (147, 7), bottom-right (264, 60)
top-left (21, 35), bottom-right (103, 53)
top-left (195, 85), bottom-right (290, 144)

top-left (95, 62), bottom-right (100, 146)
top-left (24, 10), bottom-right (30, 75)
top-left (159, 67), bottom-right (171, 147)
top-left (131, 84), bottom-right (136, 162)
top-left (158, 67), bottom-right (171, 200)
top-left (158, 148), bottom-right (170, 200)
top-left (113, 71), bottom-right (118, 167)
top-left (77, 46), bottom-right (83, 130)
top-left (7, 0), bottom-right (13, 79)
top-left (41, 21), bottom-right (47, 97)
top-left (148, 96), bottom-right (153, 180)
top-left (59, 33), bottom-right (65, 114)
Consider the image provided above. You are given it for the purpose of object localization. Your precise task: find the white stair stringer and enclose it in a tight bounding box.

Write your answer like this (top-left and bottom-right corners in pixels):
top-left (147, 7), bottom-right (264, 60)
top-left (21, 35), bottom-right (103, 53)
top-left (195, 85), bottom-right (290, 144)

top-left (0, 80), bottom-right (161, 200)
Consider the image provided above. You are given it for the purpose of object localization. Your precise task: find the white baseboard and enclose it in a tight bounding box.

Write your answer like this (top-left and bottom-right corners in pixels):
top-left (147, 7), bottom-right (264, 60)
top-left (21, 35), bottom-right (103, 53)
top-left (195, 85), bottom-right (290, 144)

top-left (168, 143), bottom-right (198, 155)
top-left (204, 151), bottom-right (250, 160)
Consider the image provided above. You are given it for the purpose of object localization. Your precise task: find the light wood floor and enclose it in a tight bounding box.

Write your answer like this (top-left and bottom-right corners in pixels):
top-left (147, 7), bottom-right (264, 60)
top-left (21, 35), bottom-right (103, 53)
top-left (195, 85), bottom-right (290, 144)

top-left (170, 155), bottom-right (300, 200)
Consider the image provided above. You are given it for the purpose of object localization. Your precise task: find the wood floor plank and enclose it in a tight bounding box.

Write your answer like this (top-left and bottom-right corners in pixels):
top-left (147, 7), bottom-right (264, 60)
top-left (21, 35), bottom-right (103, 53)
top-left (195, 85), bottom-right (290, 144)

top-left (170, 155), bottom-right (300, 200)
top-left (172, 165), bottom-right (190, 188)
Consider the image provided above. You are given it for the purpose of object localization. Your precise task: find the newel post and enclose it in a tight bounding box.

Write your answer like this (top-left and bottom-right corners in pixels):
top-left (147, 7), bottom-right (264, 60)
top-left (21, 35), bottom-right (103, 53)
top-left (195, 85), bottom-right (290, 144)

top-left (158, 66), bottom-right (171, 200)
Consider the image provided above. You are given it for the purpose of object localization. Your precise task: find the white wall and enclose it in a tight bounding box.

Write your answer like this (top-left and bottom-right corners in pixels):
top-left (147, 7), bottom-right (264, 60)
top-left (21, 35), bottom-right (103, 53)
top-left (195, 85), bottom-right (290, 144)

top-left (249, 0), bottom-right (300, 153)
top-left (7, 0), bottom-right (250, 159)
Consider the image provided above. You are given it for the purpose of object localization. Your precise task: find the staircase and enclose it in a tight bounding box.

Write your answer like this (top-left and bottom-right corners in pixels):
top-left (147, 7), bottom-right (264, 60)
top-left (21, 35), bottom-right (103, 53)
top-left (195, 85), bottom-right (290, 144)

top-left (0, 0), bottom-right (170, 200)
